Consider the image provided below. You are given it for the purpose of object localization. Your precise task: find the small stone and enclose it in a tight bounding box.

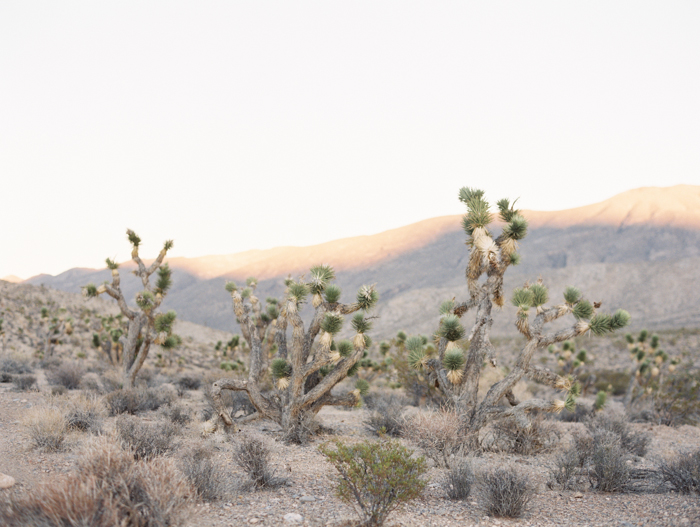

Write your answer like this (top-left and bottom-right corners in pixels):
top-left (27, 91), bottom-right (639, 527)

top-left (573, 492), bottom-right (583, 499)
top-left (234, 410), bottom-right (246, 418)
top-left (284, 513), bottom-right (303, 524)
top-left (0, 474), bottom-right (16, 490)
top-left (300, 495), bottom-right (316, 503)
top-left (249, 519), bottom-right (259, 524)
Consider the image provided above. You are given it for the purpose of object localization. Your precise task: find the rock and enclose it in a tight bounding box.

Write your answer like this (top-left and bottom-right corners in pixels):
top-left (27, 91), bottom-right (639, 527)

top-left (0, 474), bottom-right (16, 489)
top-left (284, 513), bottom-right (303, 524)
top-left (234, 410), bottom-right (246, 418)
top-left (300, 495), bottom-right (316, 503)
top-left (248, 519), bottom-right (259, 524)
top-left (573, 492), bottom-right (583, 499)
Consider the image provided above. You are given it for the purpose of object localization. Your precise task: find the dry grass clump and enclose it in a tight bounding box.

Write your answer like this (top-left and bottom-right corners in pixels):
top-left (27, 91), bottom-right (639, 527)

top-left (179, 444), bottom-right (230, 501)
top-left (586, 412), bottom-right (650, 457)
top-left (659, 449), bottom-right (700, 495)
top-left (162, 403), bottom-right (192, 425)
top-left (12, 373), bottom-right (37, 391)
top-left (477, 465), bottom-right (533, 518)
top-left (364, 393), bottom-right (406, 437)
top-left (0, 437), bottom-right (193, 526)
top-left (589, 430), bottom-right (630, 492)
top-left (104, 387), bottom-right (175, 416)
top-left (402, 407), bottom-right (466, 467)
top-left (0, 355), bottom-right (33, 375)
top-left (444, 459), bottom-right (474, 500)
top-left (46, 361), bottom-right (84, 390)
top-left (116, 415), bottom-right (179, 460)
top-left (486, 415), bottom-right (558, 455)
top-left (24, 406), bottom-right (67, 452)
top-left (177, 374), bottom-right (202, 391)
top-left (65, 393), bottom-right (104, 434)
top-left (233, 435), bottom-right (287, 489)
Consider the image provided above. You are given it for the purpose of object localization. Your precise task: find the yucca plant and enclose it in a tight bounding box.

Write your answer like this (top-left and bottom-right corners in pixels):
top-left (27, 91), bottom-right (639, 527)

top-left (407, 188), bottom-right (630, 446)
top-left (38, 306), bottom-right (73, 358)
top-left (623, 330), bottom-right (678, 407)
top-left (211, 265), bottom-right (379, 442)
top-left (82, 230), bottom-right (179, 389)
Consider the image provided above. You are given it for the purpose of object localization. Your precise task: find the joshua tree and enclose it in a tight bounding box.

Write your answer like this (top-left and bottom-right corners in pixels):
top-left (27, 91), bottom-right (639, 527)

top-left (38, 306), bottom-right (73, 358)
top-left (82, 230), bottom-right (180, 389)
top-left (210, 265), bottom-right (378, 442)
top-left (91, 313), bottom-right (129, 366)
top-left (623, 330), bottom-right (678, 406)
top-left (407, 188), bottom-right (630, 446)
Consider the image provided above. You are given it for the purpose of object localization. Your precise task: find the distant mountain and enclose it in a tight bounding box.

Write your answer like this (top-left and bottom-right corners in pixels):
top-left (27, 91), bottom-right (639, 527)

top-left (24, 185), bottom-right (700, 337)
top-left (1, 275), bottom-right (23, 283)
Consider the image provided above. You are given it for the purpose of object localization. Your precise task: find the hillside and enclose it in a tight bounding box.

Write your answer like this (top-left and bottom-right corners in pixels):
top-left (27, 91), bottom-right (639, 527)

top-left (23, 184), bottom-right (700, 337)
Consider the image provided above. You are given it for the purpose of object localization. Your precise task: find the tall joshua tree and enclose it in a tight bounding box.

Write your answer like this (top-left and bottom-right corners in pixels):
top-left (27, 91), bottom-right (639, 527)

top-left (210, 265), bottom-right (378, 442)
top-left (408, 188), bottom-right (630, 446)
top-left (82, 230), bottom-right (179, 389)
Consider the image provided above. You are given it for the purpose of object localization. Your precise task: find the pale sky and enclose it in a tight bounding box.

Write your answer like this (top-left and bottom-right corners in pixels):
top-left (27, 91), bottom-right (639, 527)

top-left (2, 2), bottom-right (699, 279)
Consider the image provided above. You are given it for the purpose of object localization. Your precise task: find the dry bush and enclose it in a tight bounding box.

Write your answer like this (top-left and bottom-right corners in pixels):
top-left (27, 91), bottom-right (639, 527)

top-left (0, 355), bottom-right (33, 375)
top-left (65, 393), bottom-right (104, 434)
top-left (177, 375), bottom-right (202, 391)
top-left (24, 406), bottom-right (67, 452)
top-left (444, 459), bottom-right (474, 500)
top-left (402, 408), bottom-right (465, 467)
top-left (116, 415), bottom-right (179, 460)
top-left (79, 372), bottom-right (104, 392)
top-left (12, 373), bottom-right (37, 391)
top-left (179, 444), bottom-right (229, 501)
top-left (233, 435), bottom-right (286, 489)
top-left (0, 437), bottom-right (193, 526)
top-left (46, 361), bottom-right (84, 390)
top-left (477, 465), bottom-right (533, 518)
top-left (586, 412), bottom-right (650, 457)
top-left (659, 449), bottom-right (700, 495)
top-left (364, 393), bottom-right (406, 437)
top-left (104, 387), bottom-right (175, 416)
top-left (0, 372), bottom-right (12, 383)
top-left (590, 430), bottom-right (630, 492)
top-left (549, 447), bottom-right (582, 491)
top-left (162, 403), bottom-right (192, 426)
top-left (204, 384), bottom-right (256, 421)
top-left (485, 415), bottom-right (558, 455)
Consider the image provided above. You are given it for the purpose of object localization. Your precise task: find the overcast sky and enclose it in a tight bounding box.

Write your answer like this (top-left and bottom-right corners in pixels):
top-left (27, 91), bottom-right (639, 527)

top-left (1, 2), bottom-right (699, 279)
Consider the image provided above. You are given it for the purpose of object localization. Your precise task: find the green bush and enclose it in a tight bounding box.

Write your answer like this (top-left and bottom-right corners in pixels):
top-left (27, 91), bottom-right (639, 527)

top-left (319, 439), bottom-right (427, 527)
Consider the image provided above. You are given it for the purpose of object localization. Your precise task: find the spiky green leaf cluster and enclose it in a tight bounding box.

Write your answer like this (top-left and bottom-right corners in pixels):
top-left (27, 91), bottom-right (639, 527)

top-left (355, 379), bottom-right (370, 396)
top-left (379, 341), bottom-right (391, 356)
top-left (438, 315), bottom-right (465, 342)
top-left (271, 358), bottom-right (292, 379)
top-left (110, 329), bottom-right (122, 342)
top-left (324, 284), bottom-right (342, 303)
top-left (511, 287), bottom-right (534, 310)
top-left (650, 334), bottom-right (659, 349)
top-left (439, 299), bottom-right (455, 316)
top-left (638, 329), bottom-right (648, 343)
top-left (245, 276), bottom-right (258, 288)
top-left (126, 229), bottom-right (141, 247)
top-left (588, 310), bottom-right (632, 336)
top-left (408, 348), bottom-right (427, 370)
top-left (163, 240), bottom-right (174, 251)
top-left (404, 335), bottom-right (424, 353)
top-left (496, 198), bottom-right (519, 223)
top-left (564, 393), bottom-right (577, 413)
top-left (266, 304), bottom-right (280, 320)
top-left (225, 281), bottom-right (238, 293)
top-left (346, 361), bottom-right (360, 377)
top-left (610, 309), bottom-right (631, 330)
top-left (337, 340), bottom-right (354, 358)
top-left (161, 334), bottom-right (182, 349)
top-left (396, 331), bottom-right (407, 343)
top-left (562, 341), bottom-right (573, 351)
top-left (594, 391), bottom-right (607, 411)
top-left (625, 333), bottom-right (634, 344)
top-left (530, 283), bottom-right (548, 307)
top-left (459, 187), bottom-right (492, 235)
top-left (135, 290), bottom-right (155, 310)
top-left (351, 313), bottom-right (372, 334)
top-left (308, 265), bottom-right (335, 295)
top-left (572, 299), bottom-right (594, 320)
top-left (636, 349), bottom-right (645, 361)
top-left (363, 335), bottom-right (373, 348)
top-left (240, 288), bottom-right (252, 299)
top-left (576, 350), bottom-right (587, 362)
top-left (83, 284), bottom-right (98, 298)
top-left (227, 335), bottom-right (240, 349)
top-left (105, 258), bottom-right (119, 270)
top-left (443, 349), bottom-right (465, 372)
top-left (155, 310), bottom-right (177, 333)
top-left (321, 313), bottom-right (344, 335)
top-left (155, 263), bottom-right (172, 294)
top-left (501, 214), bottom-right (528, 241)
top-left (356, 285), bottom-right (379, 311)
top-left (569, 382), bottom-right (581, 398)
top-left (508, 253), bottom-right (521, 265)
top-left (563, 286), bottom-right (582, 305)
top-left (287, 281), bottom-right (309, 304)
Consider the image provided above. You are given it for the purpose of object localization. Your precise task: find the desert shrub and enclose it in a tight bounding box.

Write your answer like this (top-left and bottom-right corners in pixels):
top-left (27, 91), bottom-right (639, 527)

top-left (116, 415), bottom-right (179, 460)
top-left (177, 375), bottom-right (201, 391)
top-left (65, 394), bottom-right (104, 434)
top-left (586, 412), bottom-right (650, 457)
top-left (0, 372), bottom-right (12, 383)
top-left (104, 387), bottom-right (175, 416)
top-left (486, 415), bottom-right (558, 455)
top-left (651, 366), bottom-right (700, 426)
top-left (0, 355), bottom-right (33, 375)
top-left (556, 402), bottom-right (594, 423)
top-left (25, 407), bottom-right (67, 452)
top-left (100, 371), bottom-right (123, 393)
top-left (590, 430), bottom-right (630, 492)
top-left (659, 449), bottom-right (700, 495)
top-left (320, 439), bottom-right (427, 527)
top-left (162, 403), bottom-right (192, 425)
top-left (12, 373), bottom-right (37, 391)
top-left (46, 361), bottom-right (85, 390)
top-left (591, 370), bottom-right (631, 396)
top-left (79, 372), bottom-right (104, 392)
top-left (179, 445), bottom-right (228, 501)
top-left (402, 408), bottom-right (466, 467)
top-left (444, 459), bottom-right (474, 500)
top-left (477, 465), bottom-right (533, 518)
top-left (0, 437), bottom-right (193, 526)
top-left (204, 385), bottom-right (256, 420)
top-left (233, 436), bottom-right (286, 489)
top-left (364, 393), bottom-right (406, 437)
